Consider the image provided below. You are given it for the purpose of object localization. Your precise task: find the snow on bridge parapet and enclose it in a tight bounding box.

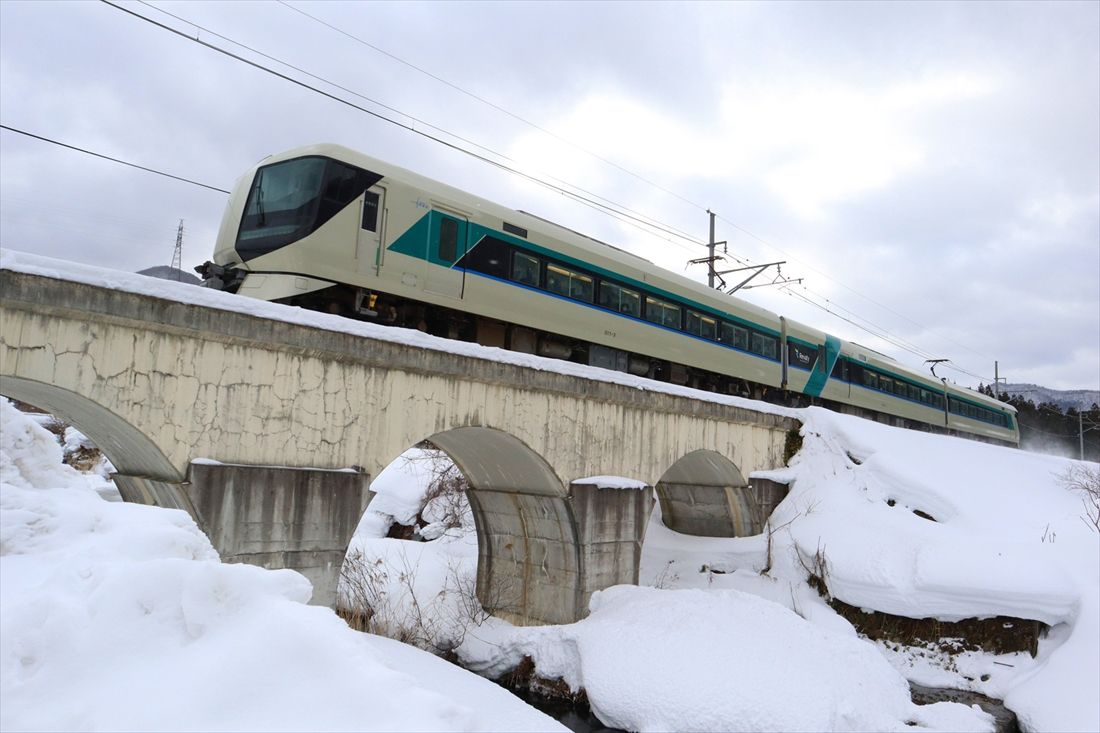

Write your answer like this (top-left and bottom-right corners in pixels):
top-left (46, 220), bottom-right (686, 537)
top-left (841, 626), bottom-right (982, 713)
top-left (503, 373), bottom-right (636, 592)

top-left (0, 248), bottom-right (798, 421)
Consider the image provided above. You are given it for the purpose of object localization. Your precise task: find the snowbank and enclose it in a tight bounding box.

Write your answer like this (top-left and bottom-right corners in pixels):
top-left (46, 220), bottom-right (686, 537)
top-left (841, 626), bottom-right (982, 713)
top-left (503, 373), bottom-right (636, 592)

top-left (757, 408), bottom-right (1099, 733)
top-left (461, 586), bottom-right (993, 732)
top-left (0, 400), bottom-right (562, 732)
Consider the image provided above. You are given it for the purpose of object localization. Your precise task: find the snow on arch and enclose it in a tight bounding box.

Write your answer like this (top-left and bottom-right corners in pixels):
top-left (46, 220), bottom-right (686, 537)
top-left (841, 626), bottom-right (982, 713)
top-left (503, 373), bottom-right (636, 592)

top-left (571, 475), bottom-right (649, 490)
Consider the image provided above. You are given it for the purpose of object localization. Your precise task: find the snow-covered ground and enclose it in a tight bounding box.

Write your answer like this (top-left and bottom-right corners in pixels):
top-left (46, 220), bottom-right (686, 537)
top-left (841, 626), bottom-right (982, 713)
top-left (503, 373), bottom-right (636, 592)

top-left (0, 400), bottom-right (562, 732)
top-left (8, 400), bottom-right (1096, 732)
top-left (2, 250), bottom-right (1098, 731)
top-left (451, 409), bottom-right (1098, 733)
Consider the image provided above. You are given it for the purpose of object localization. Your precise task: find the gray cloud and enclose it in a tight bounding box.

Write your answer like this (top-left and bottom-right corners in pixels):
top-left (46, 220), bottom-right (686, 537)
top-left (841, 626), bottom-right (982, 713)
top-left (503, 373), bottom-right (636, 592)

top-left (1, 0), bottom-right (1096, 389)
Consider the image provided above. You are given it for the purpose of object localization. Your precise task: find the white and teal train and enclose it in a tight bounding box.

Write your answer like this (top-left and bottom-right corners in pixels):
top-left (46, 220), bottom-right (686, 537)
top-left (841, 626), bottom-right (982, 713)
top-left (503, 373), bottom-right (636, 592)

top-left (198, 144), bottom-right (1018, 444)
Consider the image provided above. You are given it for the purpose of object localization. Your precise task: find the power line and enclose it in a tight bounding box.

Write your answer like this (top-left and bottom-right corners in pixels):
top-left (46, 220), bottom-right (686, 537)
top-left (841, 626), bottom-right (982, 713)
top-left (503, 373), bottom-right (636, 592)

top-left (275, 0), bottom-right (709, 215)
top-left (779, 284), bottom-right (996, 383)
top-left (127, 0), bottom-right (705, 251)
top-left (0, 124), bottom-right (230, 194)
top-left (716, 211), bottom-right (995, 365)
top-left (1018, 422), bottom-right (1079, 439)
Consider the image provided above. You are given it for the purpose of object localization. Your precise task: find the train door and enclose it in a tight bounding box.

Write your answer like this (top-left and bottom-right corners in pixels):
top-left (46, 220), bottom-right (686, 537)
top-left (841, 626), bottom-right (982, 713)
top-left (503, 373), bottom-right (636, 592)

top-left (356, 185), bottom-right (386, 276)
top-left (424, 207), bottom-right (468, 299)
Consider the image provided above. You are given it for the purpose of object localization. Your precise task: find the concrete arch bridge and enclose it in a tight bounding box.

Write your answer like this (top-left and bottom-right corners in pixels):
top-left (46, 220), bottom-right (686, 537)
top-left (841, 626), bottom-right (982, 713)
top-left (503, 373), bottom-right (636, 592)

top-left (0, 263), bottom-right (800, 625)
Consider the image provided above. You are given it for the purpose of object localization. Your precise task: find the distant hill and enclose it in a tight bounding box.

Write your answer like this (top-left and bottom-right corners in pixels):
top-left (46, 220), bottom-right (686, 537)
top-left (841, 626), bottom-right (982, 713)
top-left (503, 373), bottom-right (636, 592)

top-left (137, 266), bottom-right (201, 285)
top-left (1000, 383), bottom-right (1100, 412)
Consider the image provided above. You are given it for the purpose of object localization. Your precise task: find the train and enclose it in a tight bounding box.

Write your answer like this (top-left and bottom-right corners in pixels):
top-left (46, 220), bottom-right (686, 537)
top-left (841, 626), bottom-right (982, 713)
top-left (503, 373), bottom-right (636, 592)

top-left (197, 143), bottom-right (1019, 444)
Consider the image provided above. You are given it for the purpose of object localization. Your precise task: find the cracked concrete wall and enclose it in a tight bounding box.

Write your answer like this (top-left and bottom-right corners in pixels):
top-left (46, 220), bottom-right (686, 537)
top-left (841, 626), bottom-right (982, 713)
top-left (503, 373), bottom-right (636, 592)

top-left (1, 270), bottom-right (801, 623)
top-left (0, 273), bottom-right (798, 494)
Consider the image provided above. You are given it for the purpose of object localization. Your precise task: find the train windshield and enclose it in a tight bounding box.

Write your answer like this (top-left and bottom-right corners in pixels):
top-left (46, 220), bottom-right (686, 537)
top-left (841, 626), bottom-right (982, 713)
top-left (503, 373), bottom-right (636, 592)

top-left (235, 156), bottom-right (379, 260)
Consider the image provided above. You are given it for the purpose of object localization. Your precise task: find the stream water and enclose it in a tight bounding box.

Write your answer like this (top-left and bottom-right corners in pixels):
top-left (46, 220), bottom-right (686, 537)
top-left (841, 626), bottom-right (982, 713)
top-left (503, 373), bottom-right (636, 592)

top-left (508, 682), bottom-right (1019, 733)
top-left (508, 687), bottom-right (623, 733)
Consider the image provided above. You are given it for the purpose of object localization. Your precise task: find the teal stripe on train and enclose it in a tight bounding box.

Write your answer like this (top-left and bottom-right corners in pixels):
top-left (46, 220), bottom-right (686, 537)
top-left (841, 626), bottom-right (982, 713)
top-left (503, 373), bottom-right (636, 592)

top-left (387, 213), bottom-right (785, 338)
top-left (803, 335), bottom-right (842, 397)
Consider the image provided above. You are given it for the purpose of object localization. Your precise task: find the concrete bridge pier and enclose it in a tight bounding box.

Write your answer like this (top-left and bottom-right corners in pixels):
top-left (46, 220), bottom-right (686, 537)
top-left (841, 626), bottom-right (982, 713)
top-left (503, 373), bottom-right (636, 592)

top-left (183, 463), bottom-right (372, 607)
top-left (467, 481), bottom-right (654, 627)
top-left (569, 480), bottom-right (655, 615)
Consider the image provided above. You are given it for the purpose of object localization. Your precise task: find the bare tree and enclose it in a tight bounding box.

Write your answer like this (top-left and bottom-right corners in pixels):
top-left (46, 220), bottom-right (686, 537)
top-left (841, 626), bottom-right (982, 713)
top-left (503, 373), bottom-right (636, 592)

top-left (379, 442), bottom-right (472, 540)
top-left (1061, 463), bottom-right (1100, 532)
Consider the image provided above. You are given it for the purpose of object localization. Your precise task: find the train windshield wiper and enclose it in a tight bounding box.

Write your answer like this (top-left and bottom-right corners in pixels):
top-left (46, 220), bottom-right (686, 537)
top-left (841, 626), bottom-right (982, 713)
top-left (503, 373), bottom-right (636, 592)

top-left (255, 170), bottom-right (266, 227)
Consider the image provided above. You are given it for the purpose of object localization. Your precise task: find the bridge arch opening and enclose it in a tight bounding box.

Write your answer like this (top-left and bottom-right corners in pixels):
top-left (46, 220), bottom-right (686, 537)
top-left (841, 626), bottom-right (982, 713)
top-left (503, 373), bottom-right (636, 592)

top-left (654, 449), bottom-right (760, 538)
top-left (341, 426), bottom-right (581, 634)
top-left (0, 377), bottom-right (188, 509)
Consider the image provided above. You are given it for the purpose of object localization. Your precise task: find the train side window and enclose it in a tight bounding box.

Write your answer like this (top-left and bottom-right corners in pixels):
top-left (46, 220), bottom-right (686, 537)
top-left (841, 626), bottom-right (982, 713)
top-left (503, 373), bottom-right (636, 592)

top-left (895, 381), bottom-right (908, 397)
top-left (463, 235), bottom-right (509, 279)
top-left (439, 218), bottom-right (459, 262)
top-left (863, 370), bottom-right (877, 389)
top-left (599, 282), bottom-right (641, 317)
top-left (720, 322), bottom-right (749, 350)
top-left (841, 361), bottom-right (856, 383)
top-left (765, 336), bottom-right (778, 359)
top-left (512, 251), bottom-right (540, 287)
top-left (831, 358), bottom-right (848, 381)
top-left (879, 376), bottom-right (894, 394)
top-left (546, 264), bottom-right (569, 296)
top-left (546, 264), bottom-right (593, 302)
top-left (645, 296), bottom-right (682, 329)
top-left (751, 332), bottom-right (778, 359)
top-left (686, 311), bottom-right (717, 340)
top-left (361, 191), bottom-right (380, 232)
top-left (571, 271), bottom-right (594, 302)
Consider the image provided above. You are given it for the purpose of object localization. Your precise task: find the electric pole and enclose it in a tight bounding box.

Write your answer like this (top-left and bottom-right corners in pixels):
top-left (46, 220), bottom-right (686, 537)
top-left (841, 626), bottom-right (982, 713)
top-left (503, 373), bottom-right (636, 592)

top-left (994, 361), bottom-right (1007, 399)
top-left (707, 209), bottom-right (716, 288)
top-left (687, 211), bottom-right (801, 292)
top-left (171, 219), bottom-right (184, 280)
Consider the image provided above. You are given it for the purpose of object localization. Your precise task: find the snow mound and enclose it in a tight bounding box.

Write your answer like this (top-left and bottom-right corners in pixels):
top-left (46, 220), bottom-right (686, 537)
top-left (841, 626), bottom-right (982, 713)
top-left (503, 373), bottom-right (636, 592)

top-left (464, 585), bottom-right (993, 732)
top-left (758, 407), bottom-right (1099, 733)
top-left (0, 400), bottom-right (561, 732)
top-left (762, 408), bottom-right (1087, 625)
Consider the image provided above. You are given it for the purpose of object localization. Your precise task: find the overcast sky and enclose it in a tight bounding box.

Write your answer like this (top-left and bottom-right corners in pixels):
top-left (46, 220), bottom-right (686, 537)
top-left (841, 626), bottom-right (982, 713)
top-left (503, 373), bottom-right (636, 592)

top-left (1, 0), bottom-right (1097, 391)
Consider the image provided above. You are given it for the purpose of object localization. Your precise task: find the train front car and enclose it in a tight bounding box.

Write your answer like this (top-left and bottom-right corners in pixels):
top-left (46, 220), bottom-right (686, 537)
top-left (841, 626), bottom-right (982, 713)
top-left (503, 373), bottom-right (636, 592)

top-left (200, 144), bottom-right (385, 303)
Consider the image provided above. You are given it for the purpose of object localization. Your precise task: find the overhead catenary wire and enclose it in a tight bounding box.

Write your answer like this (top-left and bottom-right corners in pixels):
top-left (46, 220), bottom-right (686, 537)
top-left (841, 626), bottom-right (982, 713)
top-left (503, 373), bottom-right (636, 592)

top-left (128, 0), bottom-right (706, 252)
top-left (0, 124), bottom-right (230, 194)
top-left (779, 285), bottom-right (996, 383)
top-left (716, 211), bottom-right (996, 365)
top-left (275, 0), bottom-right (709, 216)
